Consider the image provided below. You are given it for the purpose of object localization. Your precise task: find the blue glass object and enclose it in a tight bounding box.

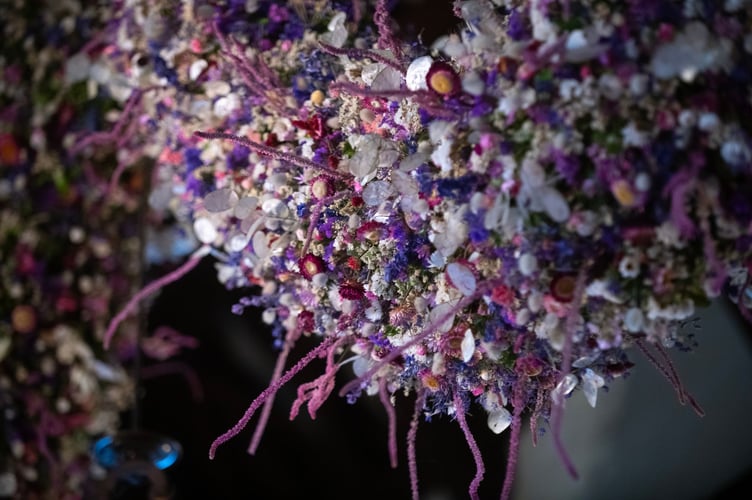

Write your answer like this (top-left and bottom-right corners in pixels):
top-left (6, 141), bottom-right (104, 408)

top-left (92, 430), bottom-right (182, 471)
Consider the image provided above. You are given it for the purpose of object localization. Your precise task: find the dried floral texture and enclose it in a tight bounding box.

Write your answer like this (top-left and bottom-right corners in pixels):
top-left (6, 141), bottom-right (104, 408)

top-left (95, 0), bottom-right (752, 498)
top-left (0, 2), bottom-right (143, 498)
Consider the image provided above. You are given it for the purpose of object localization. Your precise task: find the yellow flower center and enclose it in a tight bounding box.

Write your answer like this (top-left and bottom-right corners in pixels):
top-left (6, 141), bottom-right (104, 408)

top-left (611, 179), bottom-right (636, 207)
top-left (429, 72), bottom-right (455, 95)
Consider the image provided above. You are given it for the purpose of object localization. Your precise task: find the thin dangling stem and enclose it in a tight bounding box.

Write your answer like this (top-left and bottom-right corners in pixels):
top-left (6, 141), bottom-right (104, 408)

top-left (407, 389), bottom-right (426, 500)
top-left (209, 336), bottom-right (337, 459)
top-left (379, 379), bottom-right (399, 469)
top-left (453, 392), bottom-right (485, 500)
top-left (634, 338), bottom-right (705, 417)
top-left (500, 378), bottom-right (525, 500)
top-left (103, 246), bottom-right (210, 349)
top-left (247, 328), bottom-right (299, 455)
top-left (548, 270), bottom-right (587, 479)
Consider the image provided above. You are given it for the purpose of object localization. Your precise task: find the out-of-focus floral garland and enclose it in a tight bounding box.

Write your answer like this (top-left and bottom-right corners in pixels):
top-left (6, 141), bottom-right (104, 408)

top-left (0, 2), bottom-right (154, 498)
top-left (66, 0), bottom-right (752, 499)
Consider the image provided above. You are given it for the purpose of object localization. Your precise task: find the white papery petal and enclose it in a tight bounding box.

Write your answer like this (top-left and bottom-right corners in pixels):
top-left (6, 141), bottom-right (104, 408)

top-left (461, 329), bottom-right (475, 363)
top-left (487, 408), bottom-right (512, 434)
top-left (551, 373), bottom-right (578, 404)
top-left (582, 369), bottom-right (605, 408)
top-left (204, 188), bottom-right (238, 213)
top-left (447, 262), bottom-right (476, 296)
top-left (405, 56), bottom-right (433, 91)
top-left (193, 217), bottom-right (217, 244)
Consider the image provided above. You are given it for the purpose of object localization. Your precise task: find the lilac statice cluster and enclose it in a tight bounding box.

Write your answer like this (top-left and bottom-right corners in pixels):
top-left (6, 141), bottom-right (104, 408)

top-left (93, 1), bottom-right (752, 499)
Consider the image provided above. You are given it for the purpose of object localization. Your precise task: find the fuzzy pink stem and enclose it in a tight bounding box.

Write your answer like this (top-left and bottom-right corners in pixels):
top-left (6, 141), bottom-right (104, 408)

top-left (248, 330), bottom-right (298, 455)
top-left (104, 251), bottom-right (206, 349)
top-left (212, 21), bottom-right (288, 112)
top-left (141, 361), bottom-right (204, 402)
top-left (500, 379), bottom-right (525, 500)
top-left (71, 87), bottom-right (153, 155)
top-left (379, 379), bottom-right (399, 469)
top-left (374, 0), bottom-right (402, 59)
top-left (289, 336), bottom-right (348, 420)
top-left (319, 43), bottom-right (405, 73)
top-left (548, 271), bottom-right (587, 480)
top-left (209, 336), bottom-right (337, 459)
top-left (635, 338), bottom-right (704, 417)
top-left (352, 0), bottom-right (363, 23)
top-left (194, 130), bottom-right (347, 179)
top-left (330, 80), bottom-right (426, 99)
top-left (453, 392), bottom-right (485, 500)
top-left (654, 342), bottom-right (705, 417)
top-left (408, 389), bottom-right (426, 500)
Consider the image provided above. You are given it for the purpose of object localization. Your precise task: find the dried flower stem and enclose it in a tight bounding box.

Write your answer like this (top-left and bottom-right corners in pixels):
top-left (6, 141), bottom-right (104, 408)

top-left (635, 338), bottom-right (705, 417)
top-left (408, 389), bottom-right (426, 500)
top-left (289, 336), bottom-right (349, 419)
top-left (453, 392), bottom-right (485, 500)
top-left (379, 379), bottom-right (399, 469)
top-left (103, 247), bottom-right (209, 349)
top-left (248, 327), bottom-right (299, 455)
top-left (194, 130), bottom-right (347, 179)
top-left (530, 387), bottom-right (545, 447)
top-left (548, 270), bottom-right (588, 479)
top-left (209, 336), bottom-right (337, 459)
top-left (319, 42), bottom-right (405, 73)
top-left (374, 0), bottom-right (402, 59)
top-left (500, 378), bottom-right (526, 500)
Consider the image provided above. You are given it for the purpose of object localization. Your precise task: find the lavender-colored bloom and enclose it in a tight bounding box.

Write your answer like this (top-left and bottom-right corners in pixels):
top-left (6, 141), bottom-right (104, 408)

top-left (436, 174), bottom-right (479, 202)
top-left (226, 144), bottom-right (250, 170)
top-left (383, 251), bottom-right (408, 283)
top-left (184, 147), bottom-right (203, 172)
top-left (471, 96), bottom-right (494, 117)
top-left (507, 9), bottom-right (529, 41)
top-left (151, 54), bottom-right (179, 86)
top-left (465, 210), bottom-right (489, 244)
top-left (552, 150), bottom-right (580, 186)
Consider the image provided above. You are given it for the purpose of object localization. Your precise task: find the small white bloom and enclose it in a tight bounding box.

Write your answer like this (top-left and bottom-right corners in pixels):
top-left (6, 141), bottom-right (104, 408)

top-left (462, 71), bottom-right (485, 96)
top-left (628, 73), bottom-right (649, 96)
top-left (622, 122), bottom-right (649, 147)
top-left (618, 254), bottom-right (641, 278)
top-left (651, 22), bottom-right (732, 80)
top-left (518, 253), bottom-right (538, 276)
top-left (623, 307), bottom-right (645, 333)
top-left (721, 139), bottom-right (752, 166)
top-left (365, 301), bottom-right (383, 322)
